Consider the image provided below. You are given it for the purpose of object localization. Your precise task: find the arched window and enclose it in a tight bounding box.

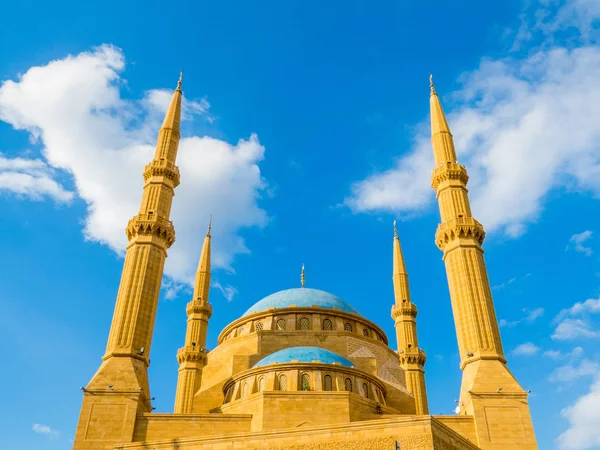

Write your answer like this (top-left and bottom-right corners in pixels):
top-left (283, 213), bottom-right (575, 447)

top-left (344, 378), bottom-right (353, 392)
top-left (363, 328), bottom-right (369, 337)
top-left (242, 381), bottom-right (249, 397)
top-left (299, 317), bottom-right (310, 330)
top-left (255, 322), bottom-right (263, 331)
top-left (344, 322), bottom-right (353, 332)
top-left (224, 386), bottom-right (233, 403)
top-left (301, 373), bottom-right (311, 391)
top-left (276, 318), bottom-right (286, 330)
top-left (362, 383), bottom-right (369, 399)
top-left (323, 374), bottom-right (333, 391)
top-left (322, 318), bottom-right (333, 330)
top-left (276, 374), bottom-right (288, 391)
top-left (375, 388), bottom-right (380, 403)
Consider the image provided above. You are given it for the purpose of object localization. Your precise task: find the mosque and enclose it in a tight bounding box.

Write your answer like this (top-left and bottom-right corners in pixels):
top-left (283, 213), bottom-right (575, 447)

top-left (73, 74), bottom-right (538, 450)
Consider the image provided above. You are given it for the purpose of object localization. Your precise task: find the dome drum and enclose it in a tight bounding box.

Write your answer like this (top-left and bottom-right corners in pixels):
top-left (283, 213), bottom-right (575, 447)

top-left (222, 362), bottom-right (387, 406)
top-left (219, 307), bottom-right (387, 344)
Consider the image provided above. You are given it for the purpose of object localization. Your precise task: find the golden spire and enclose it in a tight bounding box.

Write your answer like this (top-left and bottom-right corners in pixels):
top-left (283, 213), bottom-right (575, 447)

top-left (193, 218), bottom-right (212, 304)
top-left (300, 264), bottom-right (305, 288)
top-left (429, 76), bottom-right (456, 165)
top-left (392, 222), bottom-right (407, 299)
top-left (157, 73), bottom-right (183, 149)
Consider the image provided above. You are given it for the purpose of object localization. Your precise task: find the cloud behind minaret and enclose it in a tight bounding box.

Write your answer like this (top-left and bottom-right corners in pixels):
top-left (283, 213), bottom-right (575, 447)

top-left (0, 45), bottom-right (268, 285)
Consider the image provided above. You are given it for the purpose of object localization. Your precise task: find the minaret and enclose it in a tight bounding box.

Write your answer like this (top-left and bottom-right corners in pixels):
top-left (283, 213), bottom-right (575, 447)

top-left (429, 76), bottom-right (537, 449)
top-left (174, 218), bottom-right (213, 413)
top-left (74, 73), bottom-right (184, 450)
top-left (390, 221), bottom-right (428, 415)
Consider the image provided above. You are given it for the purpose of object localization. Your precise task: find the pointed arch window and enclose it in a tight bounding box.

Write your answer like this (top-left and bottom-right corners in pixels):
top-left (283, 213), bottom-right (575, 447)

top-left (362, 382), bottom-right (369, 399)
top-left (344, 322), bottom-right (353, 332)
top-left (242, 381), bottom-right (249, 398)
top-left (258, 377), bottom-right (265, 392)
top-left (362, 328), bottom-right (369, 337)
top-left (344, 378), bottom-right (353, 392)
top-left (323, 318), bottom-right (333, 330)
top-left (276, 374), bottom-right (288, 391)
top-left (299, 317), bottom-right (310, 330)
top-left (323, 374), bottom-right (333, 391)
top-left (276, 318), bottom-right (286, 330)
top-left (301, 373), bottom-right (311, 391)
top-left (255, 322), bottom-right (263, 331)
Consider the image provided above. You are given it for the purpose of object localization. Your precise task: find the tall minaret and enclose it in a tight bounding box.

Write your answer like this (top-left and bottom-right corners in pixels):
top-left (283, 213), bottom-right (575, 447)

top-left (390, 221), bottom-right (428, 415)
top-left (429, 76), bottom-right (537, 449)
top-left (74, 74), bottom-right (184, 450)
top-left (174, 218), bottom-right (213, 413)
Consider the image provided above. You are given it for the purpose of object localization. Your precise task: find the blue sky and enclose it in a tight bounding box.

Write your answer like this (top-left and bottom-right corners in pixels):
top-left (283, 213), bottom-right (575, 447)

top-left (1, 0), bottom-right (600, 449)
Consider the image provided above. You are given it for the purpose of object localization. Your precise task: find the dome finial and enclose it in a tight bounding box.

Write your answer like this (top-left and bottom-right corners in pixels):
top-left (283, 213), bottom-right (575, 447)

top-left (393, 219), bottom-right (398, 238)
top-left (430, 73), bottom-right (435, 94)
top-left (300, 264), bottom-right (305, 288)
top-left (207, 215), bottom-right (212, 236)
top-left (176, 69), bottom-right (184, 91)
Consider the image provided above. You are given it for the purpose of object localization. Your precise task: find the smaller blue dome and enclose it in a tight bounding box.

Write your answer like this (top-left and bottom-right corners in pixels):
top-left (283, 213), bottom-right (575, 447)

top-left (253, 346), bottom-right (353, 368)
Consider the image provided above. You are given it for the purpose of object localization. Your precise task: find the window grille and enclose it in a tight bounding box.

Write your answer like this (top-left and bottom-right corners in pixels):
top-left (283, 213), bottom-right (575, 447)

top-left (363, 328), bottom-right (369, 337)
top-left (301, 373), bottom-right (311, 391)
top-left (324, 375), bottom-right (333, 391)
top-left (344, 322), bottom-right (353, 332)
top-left (323, 318), bottom-right (333, 330)
top-left (255, 322), bottom-right (263, 331)
top-left (277, 374), bottom-right (288, 391)
top-left (344, 378), bottom-right (352, 392)
top-left (299, 317), bottom-right (310, 330)
top-left (276, 318), bottom-right (286, 330)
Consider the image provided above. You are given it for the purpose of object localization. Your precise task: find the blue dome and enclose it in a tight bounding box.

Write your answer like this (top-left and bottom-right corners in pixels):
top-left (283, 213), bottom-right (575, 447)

top-left (253, 346), bottom-right (354, 368)
top-left (243, 288), bottom-right (360, 316)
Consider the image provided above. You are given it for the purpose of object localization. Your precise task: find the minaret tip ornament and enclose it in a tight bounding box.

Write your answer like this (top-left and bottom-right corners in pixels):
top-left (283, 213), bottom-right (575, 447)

top-left (177, 69), bottom-right (183, 91)
top-left (301, 264), bottom-right (305, 288)
top-left (429, 74), bottom-right (435, 94)
top-left (207, 215), bottom-right (212, 236)
top-left (393, 219), bottom-right (398, 238)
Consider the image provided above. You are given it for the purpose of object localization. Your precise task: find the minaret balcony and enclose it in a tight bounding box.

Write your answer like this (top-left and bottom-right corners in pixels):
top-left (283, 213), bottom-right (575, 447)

top-left (177, 345), bottom-right (209, 365)
top-left (430, 161), bottom-right (469, 190)
top-left (126, 214), bottom-right (176, 247)
top-left (143, 159), bottom-right (181, 187)
top-left (435, 216), bottom-right (485, 250)
top-left (391, 303), bottom-right (417, 320)
top-left (398, 348), bottom-right (427, 367)
top-left (186, 300), bottom-right (213, 317)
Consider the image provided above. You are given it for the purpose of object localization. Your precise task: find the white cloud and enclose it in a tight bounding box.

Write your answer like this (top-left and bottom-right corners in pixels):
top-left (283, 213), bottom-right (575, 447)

top-left (568, 230), bottom-right (594, 256)
top-left (544, 346), bottom-right (584, 360)
top-left (499, 306), bottom-right (544, 327)
top-left (511, 342), bottom-right (540, 356)
top-left (553, 298), bottom-right (600, 340)
top-left (32, 423), bottom-right (59, 438)
top-left (211, 281), bottom-right (238, 302)
top-left (549, 359), bottom-right (600, 383)
top-left (344, 2), bottom-right (600, 238)
top-left (0, 155), bottom-right (74, 202)
top-left (557, 377), bottom-right (600, 450)
top-left (0, 45), bottom-right (269, 287)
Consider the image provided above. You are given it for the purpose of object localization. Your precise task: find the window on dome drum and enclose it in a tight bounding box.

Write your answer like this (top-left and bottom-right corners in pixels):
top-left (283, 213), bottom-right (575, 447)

top-left (242, 381), bottom-right (249, 398)
top-left (344, 378), bottom-right (352, 392)
top-left (322, 318), bottom-right (333, 330)
top-left (323, 374), bottom-right (333, 391)
top-left (301, 373), bottom-right (311, 391)
top-left (344, 322), bottom-right (353, 332)
top-left (375, 388), bottom-right (380, 403)
top-left (277, 374), bottom-right (288, 391)
top-left (299, 317), bottom-right (310, 330)
top-left (258, 377), bottom-right (265, 392)
top-left (363, 328), bottom-right (369, 337)
top-left (255, 321), bottom-right (263, 331)
top-left (276, 318), bottom-right (286, 330)
top-left (362, 383), bottom-right (369, 399)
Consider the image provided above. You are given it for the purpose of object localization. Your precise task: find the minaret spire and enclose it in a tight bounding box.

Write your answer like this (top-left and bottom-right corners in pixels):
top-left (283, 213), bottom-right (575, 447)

top-left (174, 219), bottom-right (213, 413)
top-left (429, 79), bottom-right (537, 448)
top-left (390, 222), bottom-right (428, 415)
top-left (300, 264), bottom-right (305, 288)
top-left (75, 73), bottom-right (185, 449)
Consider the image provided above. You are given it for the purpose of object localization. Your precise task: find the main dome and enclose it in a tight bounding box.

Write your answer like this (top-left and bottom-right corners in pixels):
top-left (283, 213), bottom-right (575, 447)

top-left (243, 288), bottom-right (360, 317)
top-left (253, 346), bottom-right (354, 368)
